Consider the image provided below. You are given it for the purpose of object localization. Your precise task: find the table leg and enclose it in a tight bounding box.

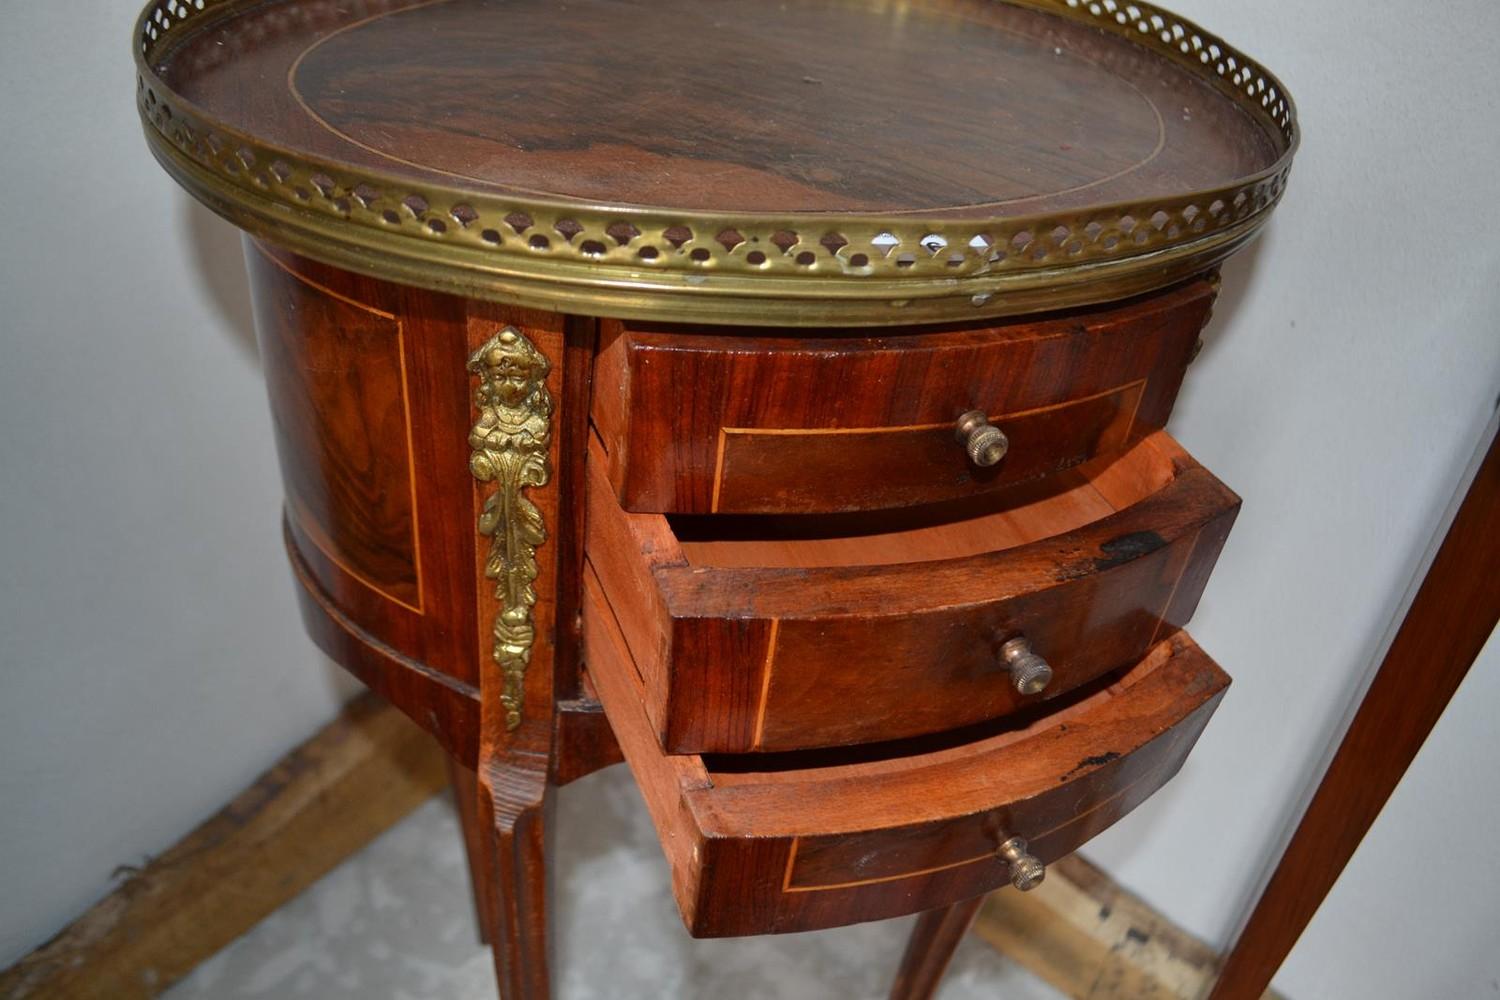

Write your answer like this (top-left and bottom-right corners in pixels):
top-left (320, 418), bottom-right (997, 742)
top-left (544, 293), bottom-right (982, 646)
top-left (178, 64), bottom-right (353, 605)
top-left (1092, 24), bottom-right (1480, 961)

top-left (448, 757), bottom-right (498, 945)
top-left (889, 895), bottom-right (986, 1000)
top-left (478, 754), bottom-right (556, 1000)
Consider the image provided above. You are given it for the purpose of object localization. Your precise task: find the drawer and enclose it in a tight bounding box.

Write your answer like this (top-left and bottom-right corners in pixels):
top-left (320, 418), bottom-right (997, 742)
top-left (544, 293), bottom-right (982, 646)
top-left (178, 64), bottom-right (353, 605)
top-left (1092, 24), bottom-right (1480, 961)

top-left (586, 430), bottom-right (1238, 754)
top-left (584, 574), bottom-right (1230, 937)
top-left (590, 279), bottom-right (1214, 514)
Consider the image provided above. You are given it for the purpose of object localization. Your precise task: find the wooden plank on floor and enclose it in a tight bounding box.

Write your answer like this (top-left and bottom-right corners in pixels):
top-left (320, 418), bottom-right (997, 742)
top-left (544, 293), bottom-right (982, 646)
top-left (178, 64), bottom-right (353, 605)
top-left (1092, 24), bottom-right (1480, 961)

top-left (971, 854), bottom-right (1285, 1000)
top-left (0, 692), bottom-right (448, 1000)
top-left (4, 688), bottom-right (1291, 1000)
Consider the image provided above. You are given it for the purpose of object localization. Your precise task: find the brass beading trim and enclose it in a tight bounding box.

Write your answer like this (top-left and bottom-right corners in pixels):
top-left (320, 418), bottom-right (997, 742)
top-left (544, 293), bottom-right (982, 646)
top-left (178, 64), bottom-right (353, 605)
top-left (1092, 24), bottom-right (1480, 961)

top-left (136, 0), bottom-right (1298, 325)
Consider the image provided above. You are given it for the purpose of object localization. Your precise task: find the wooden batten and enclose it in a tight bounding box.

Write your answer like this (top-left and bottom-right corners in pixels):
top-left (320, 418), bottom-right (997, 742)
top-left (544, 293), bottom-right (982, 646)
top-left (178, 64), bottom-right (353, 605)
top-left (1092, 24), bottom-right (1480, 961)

top-left (0, 694), bottom-right (448, 1000)
top-left (973, 854), bottom-right (1286, 1000)
top-left (2, 693), bottom-right (1267, 1000)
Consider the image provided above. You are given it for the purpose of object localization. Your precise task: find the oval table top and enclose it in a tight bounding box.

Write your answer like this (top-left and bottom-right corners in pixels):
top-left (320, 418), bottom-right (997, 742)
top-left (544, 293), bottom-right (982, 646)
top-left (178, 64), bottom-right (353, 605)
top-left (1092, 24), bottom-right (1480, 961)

top-left (136, 0), bottom-right (1297, 325)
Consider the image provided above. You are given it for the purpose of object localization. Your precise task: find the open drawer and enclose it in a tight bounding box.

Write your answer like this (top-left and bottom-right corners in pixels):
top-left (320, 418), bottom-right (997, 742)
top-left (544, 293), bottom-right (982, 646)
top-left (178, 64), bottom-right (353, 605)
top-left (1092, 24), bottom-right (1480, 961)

top-left (586, 430), bottom-right (1238, 754)
top-left (584, 573), bottom-right (1230, 937)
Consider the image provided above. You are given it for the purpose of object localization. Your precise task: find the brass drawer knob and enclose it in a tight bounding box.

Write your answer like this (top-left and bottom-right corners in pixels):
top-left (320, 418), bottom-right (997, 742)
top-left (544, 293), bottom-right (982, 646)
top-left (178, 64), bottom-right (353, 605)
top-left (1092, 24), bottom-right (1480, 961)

top-left (955, 410), bottom-right (1009, 467)
top-left (1000, 636), bottom-right (1053, 695)
top-left (997, 836), bottom-right (1046, 892)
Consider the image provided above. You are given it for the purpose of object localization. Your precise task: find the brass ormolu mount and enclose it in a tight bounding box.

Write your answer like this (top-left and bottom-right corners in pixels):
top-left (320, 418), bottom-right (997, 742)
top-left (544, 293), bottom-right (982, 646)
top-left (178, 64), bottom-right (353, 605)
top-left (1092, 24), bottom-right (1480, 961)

top-left (468, 327), bottom-right (553, 731)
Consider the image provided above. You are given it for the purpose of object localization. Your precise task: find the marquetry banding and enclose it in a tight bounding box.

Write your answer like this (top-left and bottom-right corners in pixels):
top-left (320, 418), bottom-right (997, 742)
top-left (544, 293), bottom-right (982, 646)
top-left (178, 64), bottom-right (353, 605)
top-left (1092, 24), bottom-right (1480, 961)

top-left (252, 242), bottom-right (426, 615)
top-left (750, 619), bottom-right (782, 750)
top-left (779, 738), bottom-right (1185, 894)
top-left (708, 379), bottom-right (1147, 513)
top-left (134, 0), bottom-right (1297, 323)
top-left (284, 521), bottom-right (477, 701)
top-left (1146, 527), bottom-right (1203, 650)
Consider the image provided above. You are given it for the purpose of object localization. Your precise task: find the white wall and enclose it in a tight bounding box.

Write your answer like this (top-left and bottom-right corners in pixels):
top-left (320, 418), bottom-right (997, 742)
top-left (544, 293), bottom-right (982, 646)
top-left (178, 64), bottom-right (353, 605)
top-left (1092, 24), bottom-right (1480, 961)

top-left (1079, 4), bottom-right (1500, 989)
top-left (1, 0), bottom-right (1497, 993)
top-left (1278, 631), bottom-right (1500, 1000)
top-left (0, 0), bottom-right (360, 966)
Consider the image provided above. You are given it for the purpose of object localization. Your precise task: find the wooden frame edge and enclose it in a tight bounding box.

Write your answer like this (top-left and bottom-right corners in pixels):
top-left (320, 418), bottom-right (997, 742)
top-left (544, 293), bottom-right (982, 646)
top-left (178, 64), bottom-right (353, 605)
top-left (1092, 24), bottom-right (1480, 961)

top-left (1206, 417), bottom-right (1500, 998)
top-left (973, 854), bottom-right (1286, 1000)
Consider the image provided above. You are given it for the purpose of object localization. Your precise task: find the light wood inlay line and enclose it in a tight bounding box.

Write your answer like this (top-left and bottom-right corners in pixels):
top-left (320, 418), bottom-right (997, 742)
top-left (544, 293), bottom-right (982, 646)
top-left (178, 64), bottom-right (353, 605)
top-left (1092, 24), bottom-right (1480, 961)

top-left (710, 426), bottom-right (728, 513)
top-left (725, 380), bottom-right (1148, 438)
top-left (285, 503), bottom-right (423, 615)
top-left (1120, 376), bottom-right (1147, 443)
top-left (252, 240), bottom-right (398, 319)
top-left (750, 619), bottom-right (782, 749)
top-left (395, 316), bottom-right (425, 614)
top-left (253, 241), bottom-right (426, 614)
top-left (779, 750), bottom-right (1179, 894)
top-left (783, 839), bottom-right (993, 895)
top-left (285, 518), bottom-right (478, 700)
top-left (283, 2), bottom-right (1167, 214)
top-left (708, 379), bottom-right (1147, 512)
top-left (1146, 527), bottom-right (1202, 650)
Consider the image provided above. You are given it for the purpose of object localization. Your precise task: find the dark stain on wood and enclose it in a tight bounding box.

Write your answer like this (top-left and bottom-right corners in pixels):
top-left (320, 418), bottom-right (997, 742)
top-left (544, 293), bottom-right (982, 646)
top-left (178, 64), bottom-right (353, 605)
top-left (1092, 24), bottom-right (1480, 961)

top-left (1095, 531), bottom-right (1169, 571)
top-left (1062, 751), bottom-right (1123, 781)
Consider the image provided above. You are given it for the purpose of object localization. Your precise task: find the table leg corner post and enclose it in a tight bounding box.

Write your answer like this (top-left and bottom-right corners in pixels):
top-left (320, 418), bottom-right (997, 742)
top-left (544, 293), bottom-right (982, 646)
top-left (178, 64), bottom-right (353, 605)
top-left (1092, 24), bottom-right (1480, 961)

top-left (447, 755), bottom-right (498, 946)
top-left (889, 894), bottom-right (987, 1000)
top-left (477, 754), bottom-right (557, 1000)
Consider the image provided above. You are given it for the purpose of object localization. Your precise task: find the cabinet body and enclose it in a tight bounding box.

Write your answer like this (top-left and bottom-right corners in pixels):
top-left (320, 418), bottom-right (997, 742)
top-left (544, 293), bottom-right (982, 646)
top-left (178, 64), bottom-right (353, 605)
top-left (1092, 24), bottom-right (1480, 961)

top-left (246, 238), bottom-right (1234, 940)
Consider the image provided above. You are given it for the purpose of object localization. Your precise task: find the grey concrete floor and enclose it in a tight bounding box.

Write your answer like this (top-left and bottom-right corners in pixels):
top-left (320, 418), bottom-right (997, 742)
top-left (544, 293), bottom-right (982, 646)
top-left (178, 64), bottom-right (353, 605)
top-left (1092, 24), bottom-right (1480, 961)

top-left (165, 765), bottom-right (1063, 999)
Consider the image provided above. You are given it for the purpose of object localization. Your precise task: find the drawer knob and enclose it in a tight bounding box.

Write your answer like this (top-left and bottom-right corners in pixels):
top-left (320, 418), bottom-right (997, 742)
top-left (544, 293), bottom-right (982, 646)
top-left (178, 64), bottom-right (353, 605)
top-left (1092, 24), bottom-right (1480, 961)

top-left (997, 836), bottom-right (1046, 892)
top-left (955, 410), bottom-right (1009, 467)
top-left (1000, 636), bottom-right (1053, 695)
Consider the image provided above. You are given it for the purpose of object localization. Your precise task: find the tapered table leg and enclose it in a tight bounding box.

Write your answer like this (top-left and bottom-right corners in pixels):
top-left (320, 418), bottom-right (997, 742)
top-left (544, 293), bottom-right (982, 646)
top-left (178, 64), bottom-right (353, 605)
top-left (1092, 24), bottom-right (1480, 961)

top-left (448, 757), bottom-right (498, 945)
top-left (889, 895), bottom-right (986, 1000)
top-left (479, 754), bottom-right (556, 999)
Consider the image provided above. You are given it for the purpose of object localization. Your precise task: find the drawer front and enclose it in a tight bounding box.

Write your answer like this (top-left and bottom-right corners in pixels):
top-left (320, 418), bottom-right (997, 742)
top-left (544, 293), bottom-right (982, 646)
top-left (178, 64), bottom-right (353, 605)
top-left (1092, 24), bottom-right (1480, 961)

top-left (587, 432), bottom-right (1239, 754)
top-left (591, 279), bottom-right (1213, 514)
top-left (584, 577), bottom-right (1230, 938)
top-left (750, 511), bottom-right (1231, 751)
top-left (699, 701), bottom-right (1213, 938)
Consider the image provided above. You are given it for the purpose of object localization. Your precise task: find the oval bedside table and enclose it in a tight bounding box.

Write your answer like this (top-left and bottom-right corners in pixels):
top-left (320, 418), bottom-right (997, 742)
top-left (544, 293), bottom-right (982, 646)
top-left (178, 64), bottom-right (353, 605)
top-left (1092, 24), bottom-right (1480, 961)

top-left (134, 0), bottom-right (1298, 996)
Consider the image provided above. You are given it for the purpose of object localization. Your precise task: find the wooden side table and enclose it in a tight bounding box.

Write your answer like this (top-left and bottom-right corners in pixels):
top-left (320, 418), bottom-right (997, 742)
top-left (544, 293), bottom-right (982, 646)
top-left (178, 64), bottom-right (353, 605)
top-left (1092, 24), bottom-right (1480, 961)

top-left (135, 1), bottom-right (1297, 996)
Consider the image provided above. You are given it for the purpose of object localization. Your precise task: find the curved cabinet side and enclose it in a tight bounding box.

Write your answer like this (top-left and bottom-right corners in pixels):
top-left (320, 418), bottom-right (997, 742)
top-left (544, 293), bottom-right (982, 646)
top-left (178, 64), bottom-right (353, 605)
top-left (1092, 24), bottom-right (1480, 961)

top-left (244, 238), bottom-right (482, 759)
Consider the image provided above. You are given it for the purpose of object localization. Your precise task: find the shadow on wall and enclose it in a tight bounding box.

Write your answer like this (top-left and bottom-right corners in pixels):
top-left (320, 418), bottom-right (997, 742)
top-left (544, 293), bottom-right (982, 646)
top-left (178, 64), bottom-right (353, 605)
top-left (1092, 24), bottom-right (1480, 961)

top-left (178, 190), bottom-right (364, 708)
top-left (1078, 738), bottom-right (1204, 876)
top-left (181, 192), bottom-right (260, 364)
top-left (1065, 236), bottom-right (1268, 885)
top-left (1196, 227), bottom-right (1268, 365)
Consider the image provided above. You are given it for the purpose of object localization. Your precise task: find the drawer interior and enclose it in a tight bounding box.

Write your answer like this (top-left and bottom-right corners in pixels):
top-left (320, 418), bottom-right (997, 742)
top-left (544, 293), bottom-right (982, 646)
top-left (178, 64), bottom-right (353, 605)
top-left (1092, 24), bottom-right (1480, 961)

top-left (697, 666), bottom-right (1127, 776)
top-left (665, 432), bottom-right (1179, 569)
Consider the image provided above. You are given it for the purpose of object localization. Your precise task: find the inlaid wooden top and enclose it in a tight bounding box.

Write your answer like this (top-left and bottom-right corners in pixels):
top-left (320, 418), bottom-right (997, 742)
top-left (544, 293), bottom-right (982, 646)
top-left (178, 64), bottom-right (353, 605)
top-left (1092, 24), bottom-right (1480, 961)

top-left (137, 0), bottom-right (1298, 324)
top-left (158, 0), bottom-right (1276, 216)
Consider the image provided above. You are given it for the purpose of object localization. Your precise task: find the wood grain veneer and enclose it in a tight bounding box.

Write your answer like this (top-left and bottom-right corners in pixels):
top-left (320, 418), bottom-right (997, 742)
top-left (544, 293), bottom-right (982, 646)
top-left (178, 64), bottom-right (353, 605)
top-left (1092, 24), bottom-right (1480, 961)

top-left (158, 0), bottom-right (1279, 216)
top-left (246, 239), bottom-right (485, 758)
top-left (234, 237), bottom-right (1244, 991)
top-left (593, 281), bottom-right (1213, 514)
